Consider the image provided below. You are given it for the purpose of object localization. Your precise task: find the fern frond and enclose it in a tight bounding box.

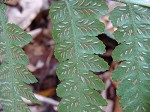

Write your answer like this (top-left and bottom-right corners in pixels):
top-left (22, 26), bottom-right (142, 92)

top-left (50, 0), bottom-right (109, 111)
top-left (110, 3), bottom-right (150, 112)
top-left (0, 4), bottom-right (38, 112)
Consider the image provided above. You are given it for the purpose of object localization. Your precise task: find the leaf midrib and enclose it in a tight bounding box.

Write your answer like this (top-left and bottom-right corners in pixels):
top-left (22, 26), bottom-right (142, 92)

top-left (123, 4), bottom-right (143, 111)
top-left (64, 0), bottom-right (82, 111)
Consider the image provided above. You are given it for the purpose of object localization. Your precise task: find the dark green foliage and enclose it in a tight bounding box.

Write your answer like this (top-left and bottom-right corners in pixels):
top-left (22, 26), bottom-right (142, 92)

top-left (0, 4), bottom-right (38, 112)
top-left (110, 3), bottom-right (150, 112)
top-left (50, 0), bottom-right (109, 111)
top-left (0, 0), bottom-right (149, 112)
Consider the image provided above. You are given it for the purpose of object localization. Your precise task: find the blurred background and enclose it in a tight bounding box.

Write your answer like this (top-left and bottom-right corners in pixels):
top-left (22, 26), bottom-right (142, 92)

top-left (1, 0), bottom-right (136, 112)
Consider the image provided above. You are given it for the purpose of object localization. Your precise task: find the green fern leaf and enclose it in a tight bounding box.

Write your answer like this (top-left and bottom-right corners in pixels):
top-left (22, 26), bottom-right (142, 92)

top-left (0, 4), bottom-right (38, 112)
top-left (50, 0), bottom-right (109, 111)
top-left (110, 4), bottom-right (150, 112)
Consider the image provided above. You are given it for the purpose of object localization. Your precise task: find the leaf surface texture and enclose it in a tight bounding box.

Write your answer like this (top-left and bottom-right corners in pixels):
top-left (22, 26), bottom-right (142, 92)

top-left (50, 0), bottom-right (108, 111)
top-left (0, 4), bottom-right (38, 112)
top-left (110, 3), bottom-right (150, 112)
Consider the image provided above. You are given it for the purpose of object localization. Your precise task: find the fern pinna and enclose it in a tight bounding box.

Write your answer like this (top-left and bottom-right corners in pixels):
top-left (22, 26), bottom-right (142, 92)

top-left (0, 3), bottom-right (38, 112)
top-left (110, 2), bottom-right (150, 112)
top-left (50, 0), bottom-right (109, 111)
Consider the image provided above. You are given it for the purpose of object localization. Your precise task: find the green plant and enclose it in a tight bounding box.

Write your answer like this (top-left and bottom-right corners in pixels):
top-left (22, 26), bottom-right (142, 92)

top-left (50, 0), bottom-right (109, 111)
top-left (110, 2), bottom-right (150, 112)
top-left (0, 0), bottom-right (149, 112)
top-left (50, 0), bottom-right (150, 112)
top-left (0, 3), bottom-right (38, 112)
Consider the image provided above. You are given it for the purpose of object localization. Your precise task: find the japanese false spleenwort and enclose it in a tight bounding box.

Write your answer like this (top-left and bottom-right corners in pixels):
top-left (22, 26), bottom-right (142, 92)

top-left (0, 3), bottom-right (38, 112)
top-left (50, 0), bottom-right (109, 112)
top-left (110, 2), bottom-right (150, 112)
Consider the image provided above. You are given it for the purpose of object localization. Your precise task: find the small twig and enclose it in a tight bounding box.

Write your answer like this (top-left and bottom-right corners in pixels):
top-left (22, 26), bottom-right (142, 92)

top-left (22, 93), bottom-right (59, 106)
